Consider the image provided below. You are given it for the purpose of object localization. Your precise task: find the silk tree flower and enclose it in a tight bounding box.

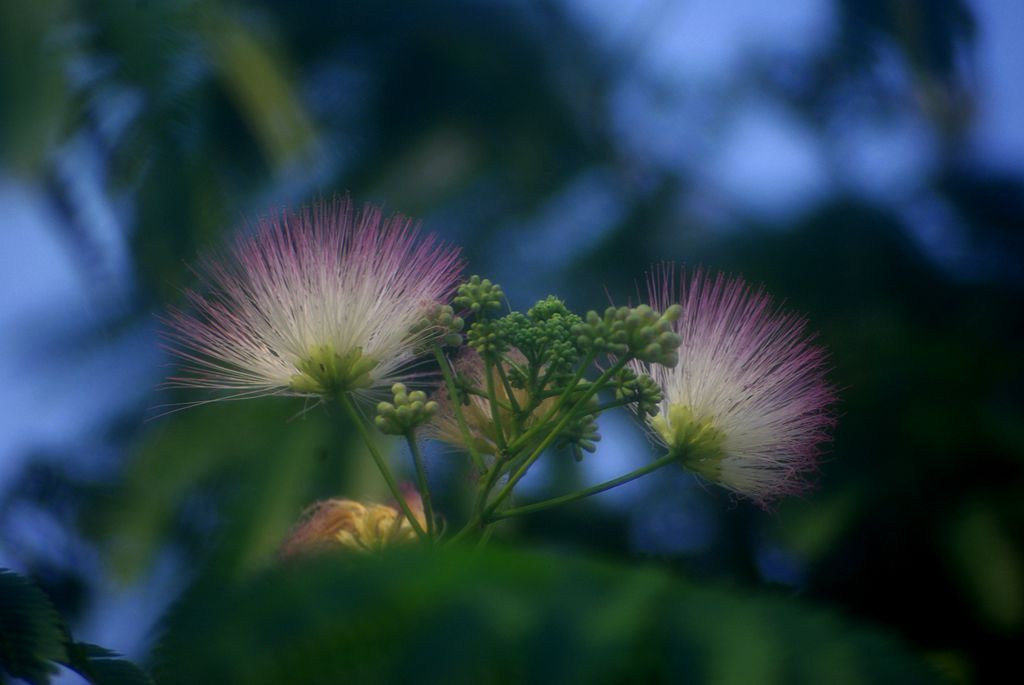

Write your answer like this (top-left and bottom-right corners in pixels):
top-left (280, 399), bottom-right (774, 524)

top-left (163, 198), bottom-right (463, 402)
top-left (634, 267), bottom-right (836, 505)
top-left (279, 492), bottom-right (427, 557)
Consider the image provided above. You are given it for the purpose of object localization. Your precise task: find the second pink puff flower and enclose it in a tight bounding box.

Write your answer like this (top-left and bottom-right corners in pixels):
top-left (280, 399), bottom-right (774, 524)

top-left (634, 266), bottom-right (836, 505)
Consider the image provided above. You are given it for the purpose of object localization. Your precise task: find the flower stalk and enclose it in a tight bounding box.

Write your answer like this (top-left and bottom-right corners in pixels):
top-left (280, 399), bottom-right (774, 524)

top-left (488, 451), bottom-right (679, 521)
top-left (338, 393), bottom-right (428, 541)
top-left (404, 431), bottom-right (435, 538)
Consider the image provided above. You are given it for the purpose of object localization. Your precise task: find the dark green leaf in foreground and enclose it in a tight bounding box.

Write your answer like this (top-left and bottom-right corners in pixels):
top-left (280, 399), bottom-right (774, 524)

top-left (0, 570), bottom-right (153, 685)
top-left (66, 643), bottom-right (154, 685)
top-left (154, 548), bottom-right (941, 685)
top-left (0, 569), bottom-right (67, 684)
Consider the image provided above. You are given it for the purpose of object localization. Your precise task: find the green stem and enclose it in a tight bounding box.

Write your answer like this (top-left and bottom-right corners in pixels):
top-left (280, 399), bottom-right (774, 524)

top-left (449, 452), bottom-right (507, 545)
top-left (476, 525), bottom-right (496, 548)
top-left (433, 346), bottom-right (486, 472)
top-left (593, 398), bottom-right (635, 413)
top-left (495, 359), bottom-right (522, 417)
top-left (489, 452), bottom-right (678, 520)
top-left (446, 516), bottom-right (480, 545)
top-left (484, 357), bottom-right (508, 452)
top-left (505, 351), bottom-right (597, 455)
top-left (338, 393), bottom-right (427, 541)
top-left (477, 453), bottom-right (506, 511)
top-left (526, 362), bottom-right (541, 399)
top-left (405, 431), bottom-right (435, 538)
top-left (485, 356), bottom-right (629, 516)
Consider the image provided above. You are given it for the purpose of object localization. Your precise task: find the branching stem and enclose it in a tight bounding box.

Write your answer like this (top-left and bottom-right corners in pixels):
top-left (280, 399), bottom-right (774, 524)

top-left (489, 452), bottom-right (677, 520)
top-left (405, 431), bottom-right (435, 538)
top-left (433, 346), bottom-right (486, 472)
top-left (338, 393), bottom-right (427, 541)
top-left (484, 357), bottom-right (508, 452)
top-left (485, 356), bottom-right (630, 516)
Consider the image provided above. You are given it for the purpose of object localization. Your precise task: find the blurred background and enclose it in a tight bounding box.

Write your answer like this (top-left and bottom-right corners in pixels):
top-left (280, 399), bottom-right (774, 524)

top-left (1, 0), bottom-right (1021, 682)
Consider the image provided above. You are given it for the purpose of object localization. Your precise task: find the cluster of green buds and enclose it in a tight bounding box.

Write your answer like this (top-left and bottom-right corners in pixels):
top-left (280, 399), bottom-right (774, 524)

top-left (497, 296), bottom-right (582, 381)
top-left (454, 275), bottom-right (504, 316)
top-left (613, 367), bottom-right (664, 417)
top-left (457, 276), bottom-right (510, 360)
top-left (411, 303), bottom-right (465, 349)
top-left (555, 395), bottom-right (602, 462)
top-left (467, 320), bottom-right (508, 359)
top-left (574, 304), bottom-right (683, 366)
top-left (374, 383), bottom-right (438, 435)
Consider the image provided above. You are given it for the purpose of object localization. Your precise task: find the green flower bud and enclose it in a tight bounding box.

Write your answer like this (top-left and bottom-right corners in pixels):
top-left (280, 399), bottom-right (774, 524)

top-left (573, 304), bottom-right (682, 366)
top-left (410, 303), bottom-right (465, 350)
top-left (613, 368), bottom-right (664, 417)
top-left (374, 383), bottom-right (439, 435)
top-left (497, 298), bottom-right (583, 375)
top-left (527, 295), bottom-right (571, 322)
top-left (454, 275), bottom-right (505, 317)
top-left (467, 320), bottom-right (508, 359)
top-left (555, 396), bottom-right (602, 462)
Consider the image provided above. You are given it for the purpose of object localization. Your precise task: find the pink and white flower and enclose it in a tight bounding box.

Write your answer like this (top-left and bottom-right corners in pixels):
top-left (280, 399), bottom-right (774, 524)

top-left (163, 198), bottom-right (463, 402)
top-left (635, 266), bottom-right (836, 505)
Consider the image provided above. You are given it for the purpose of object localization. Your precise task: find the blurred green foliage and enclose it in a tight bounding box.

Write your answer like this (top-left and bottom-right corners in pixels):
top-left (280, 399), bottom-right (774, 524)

top-left (95, 400), bottom-right (375, 582)
top-left (154, 547), bottom-right (939, 685)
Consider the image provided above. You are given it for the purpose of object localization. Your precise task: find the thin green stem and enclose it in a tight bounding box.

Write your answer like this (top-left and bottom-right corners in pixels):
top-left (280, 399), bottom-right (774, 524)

top-left (505, 351), bottom-right (597, 455)
top-left (485, 357), bottom-right (630, 516)
top-left (448, 451), bottom-right (507, 545)
top-left (495, 359), bottom-right (522, 417)
top-left (446, 516), bottom-right (480, 545)
top-left (461, 386), bottom-right (512, 411)
top-left (433, 346), bottom-right (486, 472)
top-left (338, 393), bottom-right (427, 541)
top-left (526, 362), bottom-right (541, 399)
top-left (484, 357), bottom-right (508, 452)
top-left (477, 453), bottom-right (506, 511)
top-left (532, 366), bottom-right (560, 400)
top-left (476, 525), bottom-right (496, 548)
top-left (405, 431), bottom-right (435, 538)
top-left (593, 398), bottom-right (635, 413)
top-left (489, 452), bottom-right (678, 520)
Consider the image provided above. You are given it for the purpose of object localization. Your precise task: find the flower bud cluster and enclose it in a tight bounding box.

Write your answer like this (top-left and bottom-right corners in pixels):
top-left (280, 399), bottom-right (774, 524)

top-left (556, 397), bottom-right (601, 462)
top-left (467, 320), bottom-right (508, 358)
top-left (574, 304), bottom-right (683, 366)
top-left (452, 371), bottom-right (476, 406)
top-left (497, 296), bottom-right (582, 380)
top-left (411, 304), bottom-right (465, 348)
top-left (613, 368), bottom-right (663, 417)
top-left (527, 295), bottom-right (572, 322)
top-left (375, 383), bottom-right (438, 435)
top-left (454, 275), bottom-right (504, 315)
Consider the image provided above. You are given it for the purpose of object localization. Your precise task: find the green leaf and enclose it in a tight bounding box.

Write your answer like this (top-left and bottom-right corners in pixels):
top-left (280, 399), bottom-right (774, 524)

top-left (0, 572), bottom-right (153, 685)
top-left (154, 547), bottom-right (941, 685)
top-left (946, 502), bottom-right (1024, 631)
top-left (99, 398), bottom-right (373, 580)
top-left (66, 643), bottom-right (154, 685)
top-left (0, 569), bottom-right (68, 684)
